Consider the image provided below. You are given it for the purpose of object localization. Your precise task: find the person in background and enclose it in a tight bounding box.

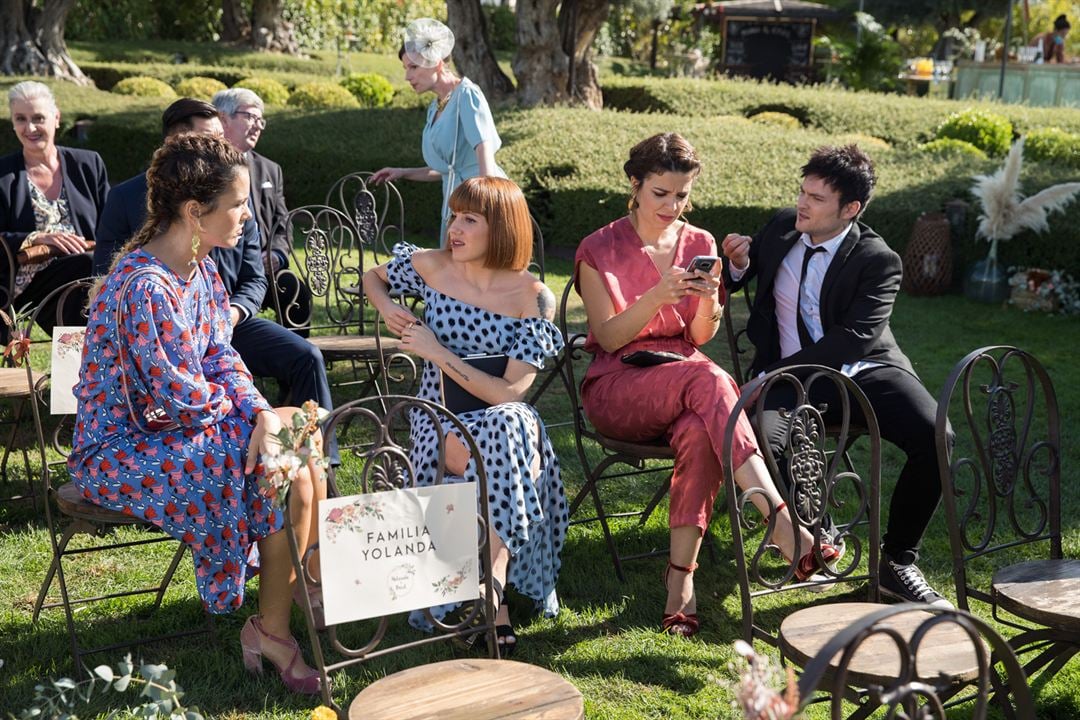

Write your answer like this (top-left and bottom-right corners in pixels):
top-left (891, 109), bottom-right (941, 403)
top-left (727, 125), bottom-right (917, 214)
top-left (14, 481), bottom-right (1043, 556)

top-left (1032, 15), bottom-right (1071, 63)
top-left (0, 81), bottom-right (103, 336)
top-left (576, 133), bottom-right (837, 638)
top-left (371, 17), bottom-right (505, 245)
top-left (93, 99), bottom-right (337, 479)
top-left (363, 176), bottom-right (565, 656)
top-left (212, 87), bottom-right (311, 335)
top-left (71, 132), bottom-right (326, 694)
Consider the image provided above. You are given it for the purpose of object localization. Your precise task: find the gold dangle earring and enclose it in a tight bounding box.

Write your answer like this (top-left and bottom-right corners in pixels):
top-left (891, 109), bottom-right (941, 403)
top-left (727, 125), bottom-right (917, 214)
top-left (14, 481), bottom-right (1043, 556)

top-left (189, 233), bottom-right (201, 267)
top-left (627, 186), bottom-right (639, 213)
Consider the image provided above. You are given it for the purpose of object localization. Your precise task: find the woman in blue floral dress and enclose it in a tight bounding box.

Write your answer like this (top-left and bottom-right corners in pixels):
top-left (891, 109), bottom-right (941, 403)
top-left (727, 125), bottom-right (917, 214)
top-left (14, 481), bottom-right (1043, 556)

top-left (68, 133), bottom-right (326, 695)
top-left (364, 176), bottom-right (566, 656)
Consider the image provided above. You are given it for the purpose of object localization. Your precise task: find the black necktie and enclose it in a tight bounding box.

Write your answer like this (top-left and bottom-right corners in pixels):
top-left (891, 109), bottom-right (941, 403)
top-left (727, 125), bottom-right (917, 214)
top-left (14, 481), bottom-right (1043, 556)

top-left (797, 245), bottom-right (825, 349)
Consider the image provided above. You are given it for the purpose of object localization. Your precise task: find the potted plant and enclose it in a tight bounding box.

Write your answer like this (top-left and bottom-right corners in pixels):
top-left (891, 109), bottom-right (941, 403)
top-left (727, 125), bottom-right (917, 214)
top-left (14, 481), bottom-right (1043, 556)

top-left (967, 137), bottom-right (1080, 303)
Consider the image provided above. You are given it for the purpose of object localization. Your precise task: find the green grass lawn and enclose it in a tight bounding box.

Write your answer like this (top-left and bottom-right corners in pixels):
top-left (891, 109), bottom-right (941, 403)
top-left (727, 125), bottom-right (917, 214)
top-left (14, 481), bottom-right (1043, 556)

top-left (1, 252), bottom-right (1079, 718)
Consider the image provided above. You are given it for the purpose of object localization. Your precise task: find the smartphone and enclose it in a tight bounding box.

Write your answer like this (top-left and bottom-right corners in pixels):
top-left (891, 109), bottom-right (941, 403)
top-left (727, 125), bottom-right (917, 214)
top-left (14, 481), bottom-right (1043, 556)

top-left (688, 255), bottom-right (720, 274)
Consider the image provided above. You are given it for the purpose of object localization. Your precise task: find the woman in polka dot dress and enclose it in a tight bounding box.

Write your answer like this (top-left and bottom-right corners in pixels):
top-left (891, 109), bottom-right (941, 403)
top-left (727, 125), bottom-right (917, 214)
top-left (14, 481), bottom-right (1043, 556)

top-left (364, 176), bottom-right (566, 656)
top-left (69, 134), bottom-right (326, 694)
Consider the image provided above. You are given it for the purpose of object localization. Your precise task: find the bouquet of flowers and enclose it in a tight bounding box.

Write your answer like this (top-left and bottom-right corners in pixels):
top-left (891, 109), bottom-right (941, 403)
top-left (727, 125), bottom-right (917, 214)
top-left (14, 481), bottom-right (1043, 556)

top-left (728, 640), bottom-right (800, 720)
top-left (258, 399), bottom-right (328, 507)
top-left (1008, 267), bottom-right (1080, 314)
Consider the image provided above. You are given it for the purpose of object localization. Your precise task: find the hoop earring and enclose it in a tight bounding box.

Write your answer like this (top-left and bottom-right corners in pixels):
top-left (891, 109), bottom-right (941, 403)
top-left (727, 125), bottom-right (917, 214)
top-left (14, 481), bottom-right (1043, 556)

top-left (189, 233), bottom-right (201, 267)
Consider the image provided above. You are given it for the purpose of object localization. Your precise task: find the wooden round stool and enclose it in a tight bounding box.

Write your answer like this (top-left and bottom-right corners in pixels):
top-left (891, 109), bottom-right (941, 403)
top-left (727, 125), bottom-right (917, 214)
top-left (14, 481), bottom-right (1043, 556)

top-left (780, 602), bottom-right (984, 687)
top-left (348, 658), bottom-right (583, 720)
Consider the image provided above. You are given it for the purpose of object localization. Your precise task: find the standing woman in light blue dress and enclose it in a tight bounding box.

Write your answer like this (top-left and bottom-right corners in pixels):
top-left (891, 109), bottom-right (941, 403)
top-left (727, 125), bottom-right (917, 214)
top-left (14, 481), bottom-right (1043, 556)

top-left (372, 18), bottom-right (506, 245)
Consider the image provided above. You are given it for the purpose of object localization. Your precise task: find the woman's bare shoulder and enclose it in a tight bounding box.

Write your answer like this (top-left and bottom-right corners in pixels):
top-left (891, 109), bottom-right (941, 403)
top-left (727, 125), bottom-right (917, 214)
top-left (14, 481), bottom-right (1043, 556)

top-left (514, 273), bottom-right (556, 321)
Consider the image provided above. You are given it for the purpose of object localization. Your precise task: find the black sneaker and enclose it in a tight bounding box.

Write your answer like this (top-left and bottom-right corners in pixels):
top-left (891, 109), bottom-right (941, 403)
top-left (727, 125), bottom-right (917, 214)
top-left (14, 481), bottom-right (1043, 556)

top-left (879, 554), bottom-right (954, 608)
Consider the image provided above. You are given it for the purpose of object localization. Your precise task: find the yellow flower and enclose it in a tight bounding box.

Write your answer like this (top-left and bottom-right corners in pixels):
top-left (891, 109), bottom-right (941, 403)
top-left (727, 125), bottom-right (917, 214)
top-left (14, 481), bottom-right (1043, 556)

top-left (311, 706), bottom-right (337, 720)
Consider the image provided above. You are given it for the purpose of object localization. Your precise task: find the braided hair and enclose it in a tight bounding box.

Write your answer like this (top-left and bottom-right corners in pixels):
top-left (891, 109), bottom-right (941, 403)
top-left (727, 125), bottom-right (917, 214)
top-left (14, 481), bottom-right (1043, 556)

top-left (92, 132), bottom-right (246, 298)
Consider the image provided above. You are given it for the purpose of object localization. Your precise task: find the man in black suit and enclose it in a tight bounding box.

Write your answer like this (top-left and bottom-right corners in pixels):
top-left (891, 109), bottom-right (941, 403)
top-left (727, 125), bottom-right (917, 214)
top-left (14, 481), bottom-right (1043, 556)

top-left (722, 144), bottom-right (951, 607)
top-left (94, 98), bottom-right (337, 463)
top-left (213, 88), bottom-right (311, 335)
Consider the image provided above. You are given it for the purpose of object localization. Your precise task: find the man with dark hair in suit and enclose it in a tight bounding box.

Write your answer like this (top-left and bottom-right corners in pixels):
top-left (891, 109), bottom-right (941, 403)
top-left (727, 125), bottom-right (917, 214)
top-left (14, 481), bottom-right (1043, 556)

top-left (722, 144), bottom-right (952, 607)
top-left (212, 87), bottom-right (311, 335)
top-left (94, 98), bottom-right (337, 463)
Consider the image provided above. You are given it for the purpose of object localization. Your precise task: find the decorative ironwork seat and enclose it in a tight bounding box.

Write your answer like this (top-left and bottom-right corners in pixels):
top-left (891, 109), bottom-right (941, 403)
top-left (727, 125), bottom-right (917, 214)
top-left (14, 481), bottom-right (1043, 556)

top-left (288, 395), bottom-right (582, 718)
top-left (270, 204), bottom-right (412, 399)
top-left (936, 345), bottom-right (1078, 709)
top-left (795, 603), bottom-right (1035, 719)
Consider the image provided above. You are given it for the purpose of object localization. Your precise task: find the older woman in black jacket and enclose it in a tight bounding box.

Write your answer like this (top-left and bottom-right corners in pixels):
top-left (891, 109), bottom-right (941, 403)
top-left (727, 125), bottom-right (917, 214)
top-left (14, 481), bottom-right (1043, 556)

top-left (0, 81), bottom-right (106, 334)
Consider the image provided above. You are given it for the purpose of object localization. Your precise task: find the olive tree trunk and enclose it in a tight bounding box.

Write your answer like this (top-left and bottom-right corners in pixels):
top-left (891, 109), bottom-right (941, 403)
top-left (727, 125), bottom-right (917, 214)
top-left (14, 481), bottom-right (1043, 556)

top-left (446, 0), bottom-right (515, 101)
top-left (515, 0), bottom-right (608, 108)
top-left (0, 0), bottom-right (89, 85)
top-left (251, 0), bottom-right (298, 54)
top-left (221, 0), bottom-right (249, 43)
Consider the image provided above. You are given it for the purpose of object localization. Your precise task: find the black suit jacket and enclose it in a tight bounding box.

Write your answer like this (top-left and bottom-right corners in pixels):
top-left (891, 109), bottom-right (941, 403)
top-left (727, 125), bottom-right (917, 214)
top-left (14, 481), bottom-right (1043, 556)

top-left (93, 172), bottom-right (267, 319)
top-left (724, 207), bottom-right (916, 378)
top-left (247, 150), bottom-right (290, 262)
top-left (0, 146), bottom-right (109, 255)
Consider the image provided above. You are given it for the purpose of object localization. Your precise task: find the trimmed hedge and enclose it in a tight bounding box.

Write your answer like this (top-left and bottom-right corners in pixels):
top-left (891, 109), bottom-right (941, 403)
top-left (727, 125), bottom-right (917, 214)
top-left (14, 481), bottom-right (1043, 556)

top-left (3, 76), bottom-right (1079, 280)
top-left (288, 82), bottom-right (360, 109)
top-left (602, 76), bottom-right (1080, 148)
top-left (936, 109), bottom-right (1013, 157)
top-left (919, 138), bottom-right (988, 159)
top-left (174, 76), bottom-right (228, 100)
top-left (1024, 127), bottom-right (1080, 168)
top-left (749, 111), bottom-right (801, 129)
top-left (112, 76), bottom-right (176, 98)
top-left (340, 72), bottom-right (395, 109)
top-left (234, 77), bottom-right (290, 106)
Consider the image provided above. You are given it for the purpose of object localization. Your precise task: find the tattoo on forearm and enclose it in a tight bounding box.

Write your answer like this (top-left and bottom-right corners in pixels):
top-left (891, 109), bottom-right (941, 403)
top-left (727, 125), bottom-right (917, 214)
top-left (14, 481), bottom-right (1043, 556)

top-left (537, 286), bottom-right (556, 320)
top-left (447, 363), bottom-right (471, 382)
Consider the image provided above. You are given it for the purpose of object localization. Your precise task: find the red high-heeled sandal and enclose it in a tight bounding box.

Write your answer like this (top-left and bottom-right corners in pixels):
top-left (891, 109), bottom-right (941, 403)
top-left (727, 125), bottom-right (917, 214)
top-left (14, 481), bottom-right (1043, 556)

top-left (240, 615), bottom-right (323, 695)
top-left (661, 560), bottom-right (700, 637)
top-left (770, 501), bottom-right (840, 582)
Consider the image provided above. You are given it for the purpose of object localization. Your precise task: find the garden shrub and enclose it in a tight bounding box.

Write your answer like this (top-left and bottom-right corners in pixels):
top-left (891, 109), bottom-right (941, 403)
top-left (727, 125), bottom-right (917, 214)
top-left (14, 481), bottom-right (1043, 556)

top-left (1024, 127), bottom-right (1080, 168)
top-left (174, 76), bottom-right (227, 100)
top-left (749, 111), bottom-right (801, 129)
top-left (111, 76), bottom-right (177, 98)
top-left (288, 82), bottom-right (360, 109)
top-left (234, 77), bottom-right (291, 106)
top-left (339, 72), bottom-right (395, 108)
top-left (919, 138), bottom-right (987, 159)
top-left (935, 109), bottom-right (1013, 157)
top-left (837, 133), bottom-right (892, 151)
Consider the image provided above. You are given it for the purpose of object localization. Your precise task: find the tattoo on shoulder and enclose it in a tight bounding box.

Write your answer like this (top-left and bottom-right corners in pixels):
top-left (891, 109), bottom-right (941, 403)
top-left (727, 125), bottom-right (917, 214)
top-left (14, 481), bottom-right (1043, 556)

top-left (536, 286), bottom-right (556, 320)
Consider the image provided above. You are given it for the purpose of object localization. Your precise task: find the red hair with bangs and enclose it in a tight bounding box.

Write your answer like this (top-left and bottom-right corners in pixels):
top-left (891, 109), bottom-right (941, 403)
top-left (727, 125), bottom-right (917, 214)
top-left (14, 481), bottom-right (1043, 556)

top-left (448, 177), bottom-right (533, 271)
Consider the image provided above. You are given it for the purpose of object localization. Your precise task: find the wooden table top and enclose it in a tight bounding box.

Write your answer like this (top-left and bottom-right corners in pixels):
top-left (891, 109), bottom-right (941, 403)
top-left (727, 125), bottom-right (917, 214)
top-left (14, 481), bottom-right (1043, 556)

top-left (348, 658), bottom-right (584, 720)
top-left (994, 558), bottom-right (1080, 632)
top-left (780, 602), bottom-right (984, 687)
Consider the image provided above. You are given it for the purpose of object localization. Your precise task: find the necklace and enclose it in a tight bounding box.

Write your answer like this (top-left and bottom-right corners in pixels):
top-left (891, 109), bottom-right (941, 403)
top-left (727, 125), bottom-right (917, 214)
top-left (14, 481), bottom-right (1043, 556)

top-left (436, 81), bottom-right (458, 113)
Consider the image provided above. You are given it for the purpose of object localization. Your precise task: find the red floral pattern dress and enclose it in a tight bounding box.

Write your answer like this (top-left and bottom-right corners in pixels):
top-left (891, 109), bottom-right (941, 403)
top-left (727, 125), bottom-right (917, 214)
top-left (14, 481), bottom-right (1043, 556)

top-left (68, 250), bottom-right (278, 614)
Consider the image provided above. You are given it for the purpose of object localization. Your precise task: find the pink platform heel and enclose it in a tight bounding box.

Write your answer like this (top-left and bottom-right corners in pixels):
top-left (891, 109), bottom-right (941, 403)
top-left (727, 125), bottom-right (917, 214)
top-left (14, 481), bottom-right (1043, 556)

top-left (240, 615), bottom-right (323, 695)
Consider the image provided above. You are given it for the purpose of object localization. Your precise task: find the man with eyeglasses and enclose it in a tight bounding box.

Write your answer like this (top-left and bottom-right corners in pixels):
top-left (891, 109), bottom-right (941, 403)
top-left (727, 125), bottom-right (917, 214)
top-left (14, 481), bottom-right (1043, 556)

top-left (213, 88), bottom-right (311, 336)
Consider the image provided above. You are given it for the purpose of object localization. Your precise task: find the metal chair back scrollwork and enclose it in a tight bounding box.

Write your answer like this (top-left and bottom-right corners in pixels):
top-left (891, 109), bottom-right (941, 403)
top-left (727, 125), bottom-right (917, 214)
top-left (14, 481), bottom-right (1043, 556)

top-left (287, 395), bottom-right (500, 713)
top-left (325, 172), bottom-right (406, 263)
top-left (272, 204), bottom-right (407, 397)
top-left (936, 346), bottom-right (1078, 702)
top-left (721, 281), bottom-right (754, 387)
top-left (28, 279), bottom-right (209, 669)
top-left (722, 365), bottom-right (882, 647)
top-left (796, 603), bottom-right (1036, 719)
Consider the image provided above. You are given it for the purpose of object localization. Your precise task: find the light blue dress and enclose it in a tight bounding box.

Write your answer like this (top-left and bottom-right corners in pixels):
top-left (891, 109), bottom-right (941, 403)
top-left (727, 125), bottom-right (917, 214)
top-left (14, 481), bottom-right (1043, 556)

top-left (421, 77), bottom-right (506, 244)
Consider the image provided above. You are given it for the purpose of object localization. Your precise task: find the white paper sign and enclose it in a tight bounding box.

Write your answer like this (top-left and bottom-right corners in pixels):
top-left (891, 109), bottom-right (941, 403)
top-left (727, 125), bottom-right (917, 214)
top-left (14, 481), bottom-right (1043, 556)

top-left (50, 326), bottom-right (85, 415)
top-left (318, 482), bottom-right (479, 625)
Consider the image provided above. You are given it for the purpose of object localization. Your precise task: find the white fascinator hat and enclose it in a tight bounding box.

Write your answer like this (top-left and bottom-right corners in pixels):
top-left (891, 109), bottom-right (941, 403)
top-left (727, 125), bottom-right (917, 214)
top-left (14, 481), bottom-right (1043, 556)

top-left (403, 18), bottom-right (455, 68)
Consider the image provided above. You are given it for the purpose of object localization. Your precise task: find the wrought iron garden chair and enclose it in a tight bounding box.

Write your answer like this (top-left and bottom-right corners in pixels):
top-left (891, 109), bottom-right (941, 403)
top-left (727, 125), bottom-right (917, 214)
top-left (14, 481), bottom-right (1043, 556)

top-left (935, 345), bottom-right (1078, 706)
top-left (795, 603), bottom-right (1035, 719)
top-left (270, 204), bottom-right (408, 399)
top-left (287, 395), bottom-right (582, 718)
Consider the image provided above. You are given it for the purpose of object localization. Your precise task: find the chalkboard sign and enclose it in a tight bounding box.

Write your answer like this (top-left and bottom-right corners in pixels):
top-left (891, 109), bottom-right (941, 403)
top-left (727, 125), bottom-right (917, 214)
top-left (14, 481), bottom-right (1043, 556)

top-left (723, 18), bottom-right (815, 82)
